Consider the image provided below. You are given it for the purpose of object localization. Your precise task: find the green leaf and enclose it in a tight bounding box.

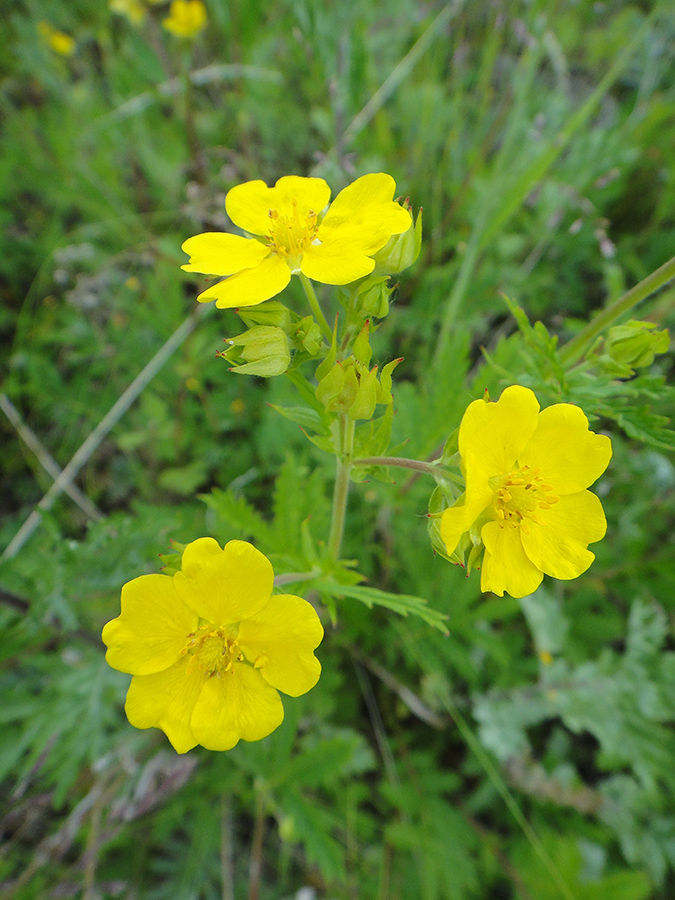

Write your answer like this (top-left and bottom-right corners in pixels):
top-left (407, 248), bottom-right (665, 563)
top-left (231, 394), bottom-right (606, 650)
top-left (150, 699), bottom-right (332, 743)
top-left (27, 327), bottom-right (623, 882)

top-left (316, 580), bottom-right (448, 633)
top-left (268, 403), bottom-right (331, 435)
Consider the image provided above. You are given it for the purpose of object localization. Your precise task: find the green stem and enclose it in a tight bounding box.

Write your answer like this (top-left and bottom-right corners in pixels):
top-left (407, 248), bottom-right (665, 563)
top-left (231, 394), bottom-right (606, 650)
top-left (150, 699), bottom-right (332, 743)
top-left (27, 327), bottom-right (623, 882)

top-left (327, 414), bottom-right (355, 561)
top-left (560, 252), bottom-right (675, 367)
top-left (273, 571), bottom-right (319, 586)
top-left (439, 693), bottom-right (578, 900)
top-left (353, 455), bottom-right (440, 475)
top-left (300, 273), bottom-right (333, 342)
top-left (353, 455), bottom-right (465, 485)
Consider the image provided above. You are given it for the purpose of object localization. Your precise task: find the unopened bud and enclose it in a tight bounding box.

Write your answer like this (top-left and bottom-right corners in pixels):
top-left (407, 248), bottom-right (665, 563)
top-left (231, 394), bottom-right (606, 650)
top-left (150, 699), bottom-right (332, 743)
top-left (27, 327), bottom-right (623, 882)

top-left (219, 326), bottom-right (290, 377)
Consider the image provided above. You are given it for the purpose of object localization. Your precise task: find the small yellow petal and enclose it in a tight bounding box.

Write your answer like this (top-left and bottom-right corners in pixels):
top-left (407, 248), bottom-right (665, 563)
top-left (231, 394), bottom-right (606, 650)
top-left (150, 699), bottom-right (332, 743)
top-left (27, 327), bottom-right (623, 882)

top-left (321, 173), bottom-right (411, 239)
top-left (174, 538), bottom-right (273, 625)
top-left (190, 664), bottom-right (284, 750)
top-left (300, 236), bottom-right (376, 285)
top-left (269, 175), bottom-right (331, 220)
top-left (439, 500), bottom-right (472, 557)
top-left (480, 521), bottom-right (544, 598)
top-left (238, 594), bottom-right (323, 697)
top-left (102, 574), bottom-right (198, 676)
top-left (181, 233), bottom-right (269, 276)
top-left (196, 256), bottom-right (291, 307)
top-left (519, 491), bottom-right (606, 580)
top-left (125, 658), bottom-right (207, 753)
top-left (519, 403), bottom-right (612, 494)
top-left (225, 177), bottom-right (330, 237)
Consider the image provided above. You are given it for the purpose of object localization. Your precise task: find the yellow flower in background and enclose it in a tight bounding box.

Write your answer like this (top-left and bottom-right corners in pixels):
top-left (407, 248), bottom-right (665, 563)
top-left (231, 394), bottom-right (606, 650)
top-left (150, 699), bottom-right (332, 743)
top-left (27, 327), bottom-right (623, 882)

top-left (440, 385), bottom-right (612, 598)
top-left (181, 173), bottom-right (412, 308)
top-left (102, 539), bottom-right (323, 752)
top-left (162, 0), bottom-right (207, 38)
top-left (109, 0), bottom-right (146, 24)
top-left (38, 21), bottom-right (76, 57)
top-left (109, 0), bottom-right (167, 25)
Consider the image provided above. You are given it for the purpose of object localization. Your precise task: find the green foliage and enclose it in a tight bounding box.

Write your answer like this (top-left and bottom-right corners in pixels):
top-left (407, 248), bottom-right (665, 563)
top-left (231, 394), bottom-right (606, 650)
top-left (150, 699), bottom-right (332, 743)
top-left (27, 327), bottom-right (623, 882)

top-left (2, 0), bottom-right (675, 898)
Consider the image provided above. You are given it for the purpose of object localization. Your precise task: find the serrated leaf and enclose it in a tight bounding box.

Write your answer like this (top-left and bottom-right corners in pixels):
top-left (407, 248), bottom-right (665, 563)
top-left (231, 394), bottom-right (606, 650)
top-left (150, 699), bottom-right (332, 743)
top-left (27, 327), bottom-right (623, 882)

top-left (316, 580), bottom-right (448, 633)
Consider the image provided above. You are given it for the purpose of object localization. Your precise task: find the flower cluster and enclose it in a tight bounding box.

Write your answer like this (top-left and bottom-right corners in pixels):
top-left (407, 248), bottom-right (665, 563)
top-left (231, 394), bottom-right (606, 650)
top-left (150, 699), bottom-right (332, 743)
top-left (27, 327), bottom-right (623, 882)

top-left (102, 539), bottom-right (323, 752)
top-left (181, 173), bottom-right (411, 308)
top-left (440, 385), bottom-right (612, 598)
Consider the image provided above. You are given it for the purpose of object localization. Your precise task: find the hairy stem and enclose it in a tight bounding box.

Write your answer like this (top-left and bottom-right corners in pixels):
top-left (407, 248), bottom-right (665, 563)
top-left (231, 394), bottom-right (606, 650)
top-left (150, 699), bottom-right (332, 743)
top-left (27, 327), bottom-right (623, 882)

top-left (300, 273), bottom-right (333, 342)
top-left (327, 415), bottom-right (355, 561)
top-left (560, 252), bottom-right (675, 366)
top-left (353, 455), bottom-right (439, 475)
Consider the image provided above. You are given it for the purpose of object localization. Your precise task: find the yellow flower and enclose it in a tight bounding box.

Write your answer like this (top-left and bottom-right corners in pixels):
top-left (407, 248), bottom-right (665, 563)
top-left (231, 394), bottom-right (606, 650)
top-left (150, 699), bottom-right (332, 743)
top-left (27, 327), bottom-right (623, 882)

top-left (181, 173), bottom-right (412, 308)
top-left (162, 0), bottom-right (207, 38)
top-left (109, 0), bottom-right (147, 24)
top-left (440, 385), bottom-right (612, 598)
top-left (102, 539), bottom-right (323, 752)
top-left (38, 21), bottom-right (76, 57)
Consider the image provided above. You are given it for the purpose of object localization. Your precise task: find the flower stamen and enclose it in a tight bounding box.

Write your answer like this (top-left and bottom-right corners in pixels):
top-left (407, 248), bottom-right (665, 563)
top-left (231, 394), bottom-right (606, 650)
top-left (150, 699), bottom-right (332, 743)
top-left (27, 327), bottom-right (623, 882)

top-left (489, 466), bottom-right (560, 529)
top-left (182, 623), bottom-right (243, 677)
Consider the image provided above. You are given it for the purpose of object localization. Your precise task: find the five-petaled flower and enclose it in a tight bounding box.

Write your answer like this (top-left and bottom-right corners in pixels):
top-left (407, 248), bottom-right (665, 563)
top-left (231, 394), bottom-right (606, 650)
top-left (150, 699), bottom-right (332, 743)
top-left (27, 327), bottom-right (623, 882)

top-left (440, 385), bottom-right (612, 598)
top-left (162, 0), bottom-right (207, 38)
top-left (181, 173), bottom-right (411, 308)
top-left (102, 538), bottom-right (323, 752)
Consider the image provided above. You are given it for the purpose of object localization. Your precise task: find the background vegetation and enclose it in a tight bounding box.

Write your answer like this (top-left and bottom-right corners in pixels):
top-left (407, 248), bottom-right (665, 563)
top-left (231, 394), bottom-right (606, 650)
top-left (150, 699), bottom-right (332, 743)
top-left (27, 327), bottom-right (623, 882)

top-left (1, 0), bottom-right (675, 898)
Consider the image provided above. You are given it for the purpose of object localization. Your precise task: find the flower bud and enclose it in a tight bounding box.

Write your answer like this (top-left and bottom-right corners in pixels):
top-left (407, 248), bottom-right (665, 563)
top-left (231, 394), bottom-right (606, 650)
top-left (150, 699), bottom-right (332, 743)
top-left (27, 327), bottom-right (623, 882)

top-left (357, 276), bottom-right (392, 318)
top-left (371, 206), bottom-right (422, 275)
top-left (604, 320), bottom-right (669, 373)
top-left (219, 326), bottom-right (290, 377)
top-left (237, 300), bottom-right (292, 331)
top-left (293, 315), bottom-right (323, 356)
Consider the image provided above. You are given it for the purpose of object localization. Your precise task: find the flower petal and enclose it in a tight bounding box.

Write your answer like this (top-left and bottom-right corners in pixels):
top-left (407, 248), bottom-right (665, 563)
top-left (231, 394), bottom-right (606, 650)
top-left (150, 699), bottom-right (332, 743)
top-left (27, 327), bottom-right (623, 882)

top-left (439, 496), bottom-right (474, 556)
top-left (238, 594), bottom-right (323, 697)
top-left (480, 520), bottom-right (544, 598)
top-left (519, 403), bottom-right (612, 494)
top-left (300, 235), bottom-right (376, 284)
top-left (520, 490), bottom-right (607, 580)
top-left (225, 177), bottom-right (331, 236)
top-left (125, 657), bottom-right (207, 753)
top-left (196, 256), bottom-right (291, 307)
top-left (102, 574), bottom-right (197, 676)
top-left (270, 175), bottom-right (331, 219)
top-left (321, 173), bottom-right (411, 246)
top-left (459, 385), bottom-right (540, 476)
top-left (181, 232), bottom-right (269, 276)
top-left (174, 538), bottom-right (273, 625)
top-left (190, 664), bottom-right (284, 750)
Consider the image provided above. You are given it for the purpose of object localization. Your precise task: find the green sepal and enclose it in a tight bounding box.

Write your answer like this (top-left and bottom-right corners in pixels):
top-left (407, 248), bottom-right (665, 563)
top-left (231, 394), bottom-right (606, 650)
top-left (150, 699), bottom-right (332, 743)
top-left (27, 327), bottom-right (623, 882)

top-left (348, 365), bottom-right (378, 421)
top-left (237, 300), bottom-right (292, 330)
top-left (158, 539), bottom-right (187, 575)
top-left (357, 275), bottom-right (392, 318)
top-left (352, 319), bottom-right (373, 367)
top-left (371, 206), bottom-right (422, 275)
top-left (377, 357), bottom-right (403, 405)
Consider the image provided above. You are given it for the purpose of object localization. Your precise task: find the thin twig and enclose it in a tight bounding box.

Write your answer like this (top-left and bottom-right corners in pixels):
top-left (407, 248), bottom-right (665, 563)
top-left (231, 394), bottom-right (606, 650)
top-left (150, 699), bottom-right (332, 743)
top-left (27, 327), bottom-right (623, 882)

top-left (0, 393), bottom-right (102, 522)
top-left (342, 1), bottom-right (464, 144)
top-left (1, 305), bottom-right (210, 562)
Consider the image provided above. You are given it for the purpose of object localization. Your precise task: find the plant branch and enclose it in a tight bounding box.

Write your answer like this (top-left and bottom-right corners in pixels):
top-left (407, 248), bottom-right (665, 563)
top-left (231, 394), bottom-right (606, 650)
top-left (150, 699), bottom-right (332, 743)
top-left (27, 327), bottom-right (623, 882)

top-left (560, 252), bottom-right (675, 366)
top-left (327, 414), bottom-right (355, 561)
top-left (300, 273), bottom-right (333, 342)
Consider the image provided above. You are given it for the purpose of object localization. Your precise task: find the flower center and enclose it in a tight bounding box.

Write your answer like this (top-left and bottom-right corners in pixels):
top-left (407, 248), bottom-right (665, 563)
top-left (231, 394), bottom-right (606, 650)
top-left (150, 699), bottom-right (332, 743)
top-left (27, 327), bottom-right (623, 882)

top-left (181, 623), bottom-right (243, 677)
top-left (489, 465), bottom-right (559, 533)
top-left (267, 201), bottom-right (320, 269)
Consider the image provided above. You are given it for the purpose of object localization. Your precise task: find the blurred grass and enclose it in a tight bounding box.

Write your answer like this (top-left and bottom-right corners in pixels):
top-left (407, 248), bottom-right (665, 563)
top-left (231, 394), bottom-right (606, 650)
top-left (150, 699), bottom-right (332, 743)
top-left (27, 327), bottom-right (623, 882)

top-left (1, 1), bottom-right (675, 898)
